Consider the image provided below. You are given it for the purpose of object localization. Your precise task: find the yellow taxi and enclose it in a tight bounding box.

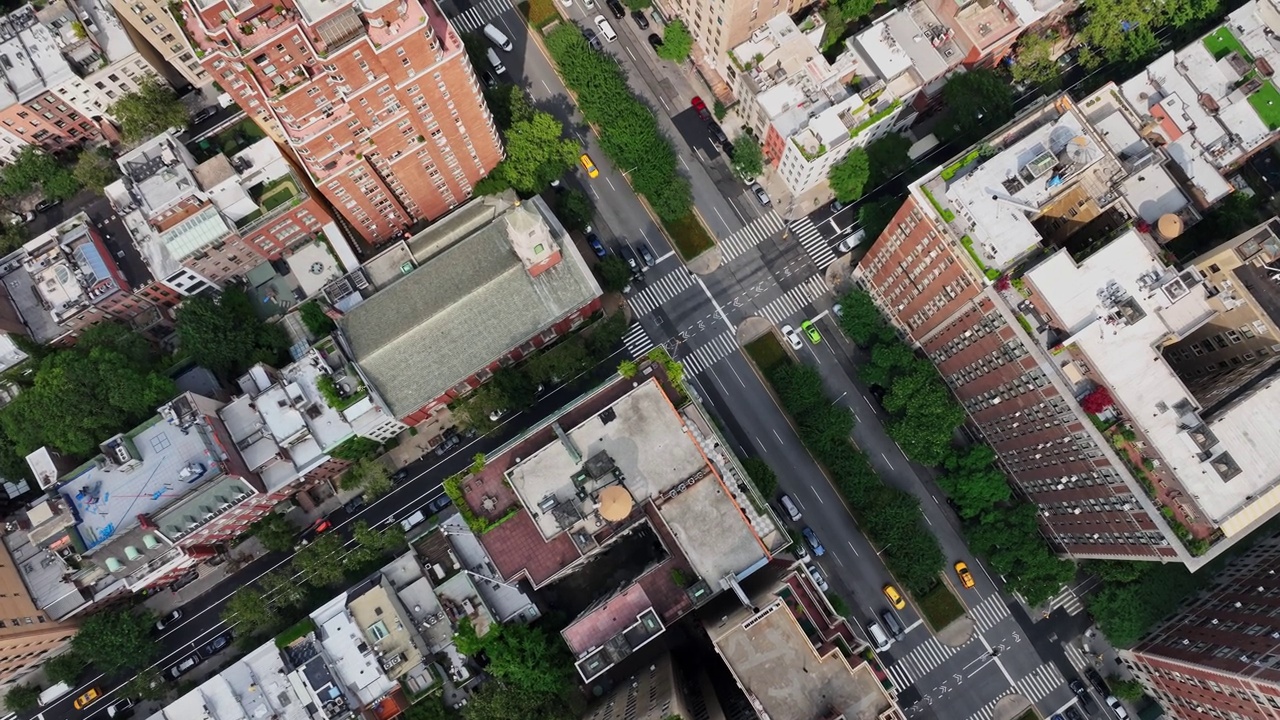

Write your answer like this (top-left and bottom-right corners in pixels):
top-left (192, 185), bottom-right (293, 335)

top-left (955, 561), bottom-right (976, 589)
top-left (73, 687), bottom-right (102, 710)
top-left (579, 153), bottom-right (599, 178)
top-left (883, 583), bottom-right (905, 610)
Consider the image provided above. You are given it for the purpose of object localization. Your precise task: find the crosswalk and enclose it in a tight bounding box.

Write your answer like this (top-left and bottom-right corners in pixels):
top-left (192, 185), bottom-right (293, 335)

top-left (1047, 585), bottom-right (1085, 616)
top-left (450, 0), bottom-right (513, 33)
top-left (758, 274), bottom-right (830, 324)
top-left (1013, 662), bottom-right (1065, 702)
top-left (966, 693), bottom-right (1008, 720)
top-left (886, 636), bottom-right (960, 689)
top-left (719, 211), bottom-right (785, 263)
top-left (789, 216), bottom-right (836, 268)
top-left (627, 270), bottom-right (695, 316)
top-left (623, 323), bottom-right (656, 360)
top-left (970, 594), bottom-right (1012, 633)
top-left (680, 330), bottom-right (739, 374)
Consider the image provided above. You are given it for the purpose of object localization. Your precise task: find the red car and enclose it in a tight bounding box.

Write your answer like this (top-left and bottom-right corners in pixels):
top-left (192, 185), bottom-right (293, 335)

top-left (297, 517), bottom-right (332, 545)
top-left (690, 96), bottom-right (711, 122)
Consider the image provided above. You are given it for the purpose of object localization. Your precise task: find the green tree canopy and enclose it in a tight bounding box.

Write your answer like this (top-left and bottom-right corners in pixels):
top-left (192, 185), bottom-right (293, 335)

top-left (3, 683), bottom-right (39, 713)
top-left (966, 504), bottom-right (1075, 605)
top-left (730, 133), bottom-right (764, 179)
top-left (828, 148), bottom-right (870, 203)
top-left (597, 255), bottom-right (632, 292)
top-left (71, 609), bottom-right (158, 674)
top-left (479, 624), bottom-right (575, 697)
top-left (656, 19), bottom-right (693, 62)
top-left (1010, 32), bottom-right (1061, 90)
top-left (857, 197), bottom-right (901, 244)
top-left (294, 533), bottom-right (347, 586)
top-left (527, 336), bottom-right (592, 384)
top-left (249, 512), bottom-right (297, 553)
top-left (741, 457), bottom-right (778, 496)
top-left (221, 587), bottom-right (280, 636)
top-left (1080, 0), bottom-right (1216, 65)
top-left (464, 682), bottom-right (573, 720)
top-left (553, 189), bottom-right (593, 232)
top-left (938, 445), bottom-right (1012, 517)
top-left (111, 76), bottom-right (189, 141)
top-left (490, 109), bottom-right (580, 194)
top-left (175, 286), bottom-right (289, 379)
top-left (836, 288), bottom-right (893, 347)
top-left (260, 570), bottom-right (308, 609)
top-left (299, 300), bottom-right (336, 336)
top-left (0, 323), bottom-right (175, 457)
top-left (0, 146), bottom-right (80, 202)
top-left (864, 134), bottom-right (913, 185)
top-left (939, 69), bottom-right (1015, 144)
top-left (72, 147), bottom-right (121, 194)
top-left (1084, 563), bottom-right (1202, 647)
top-left (121, 668), bottom-right (168, 702)
top-left (339, 457), bottom-right (393, 501)
top-left (43, 650), bottom-right (87, 685)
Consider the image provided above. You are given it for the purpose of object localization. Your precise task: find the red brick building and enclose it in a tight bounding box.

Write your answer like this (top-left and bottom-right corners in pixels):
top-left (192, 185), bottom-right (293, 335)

top-left (1123, 533), bottom-right (1280, 719)
top-left (174, 0), bottom-right (503, 245)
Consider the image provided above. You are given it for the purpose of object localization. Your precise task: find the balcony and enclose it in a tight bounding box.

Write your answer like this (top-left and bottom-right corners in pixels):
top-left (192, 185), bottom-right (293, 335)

top-left (367, 0), bottom-right (428, 48)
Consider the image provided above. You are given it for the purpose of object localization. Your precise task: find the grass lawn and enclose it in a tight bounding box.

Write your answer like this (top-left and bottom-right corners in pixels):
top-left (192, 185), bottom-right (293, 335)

top-left (258, 177), bottom-right (300, 211)
top-left (517, 0), bottom-right (560, 28)
top-left (744, 333), bottom-right (788, 374)
top-left (1249, 81), bottom-right (1280, 130)
top-left (1203, 26), bottom-right (1251, 61)
top-left (662, 211), bottom-right (716, 260)
top-left (915, 582), bottom-right (966, 631)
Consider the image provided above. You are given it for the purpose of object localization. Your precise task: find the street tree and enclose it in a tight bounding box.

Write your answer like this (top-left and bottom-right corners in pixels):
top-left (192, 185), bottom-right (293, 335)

top-left (1010, 32), bottom-right (1061, 89)
top-left (596, 255), bottom-right (632, 292)
top-left (883, 363), bottom-right (965, 465)
top-left (294, 534), bottom-right (347, 586)
top-left (0, 146), bottom-right (80, 202)
top-left (248, 512), bottom-right (298, 553)
top-left (966, 504), bottom-right (1075, 605)
top-left (622, 0), bottom-right (650, 7)
top-left (741, 458), bottom-right (778, 496)
top-left (221, 587), bottom-right (280, 635)
top-left (553, 189), bottom-right (593, 232)
top-left (482, 623), bottom-right (575, 697)
top-left (260, 570), bottom-right (307, 609)
top-left (858, 341), bottom-right (917, 388)
top-left (0, 323), bottom-right (175, 458)
top-left (492, 366), bottom-right (538, 409)
top-left (403, 697), bottom-right (453, 720)
top-left (656, 19), bottom-right (692, 62)
top-left (464, 683), bottom-right (574, 720)
top-left (1109, 678), bottom-right (1146, 702)
top-left (586, 311), bottom-right (628, 358)
top-left (4, 684), bottom-right (39, 713)
top-left (864, 134), bottom-right (913, 185)
top-left (71, 609), bottom-right (158, 674)
top-left (857, 197), bottom-right (900, 245)
top-left (827, 148), bottom-right (870, 203)
top-left (175, 285), bottom-right (289, 379)
top-left (493, 111), bottom-right (580, 194)
top-left (340, 457), bottom-right (393, 501)
top-left (939, 69), bottom-right (1014, 143)
top-left (730, 133), bottom-right (764, 179)
top-left (111, 76), bottom-right (189, 142)
top-left (836, 289), bottom-right (891, 347)
top-left (937, 445), bottom-right (1012, 517)
top-left (121, 668), bottom-right (168, 702)
top-left (44, 650), bottom-right (87, 685)
top-left (527, 337), bottom-right (592, 384)
top-left (72, 147), bottom-right (120, 194)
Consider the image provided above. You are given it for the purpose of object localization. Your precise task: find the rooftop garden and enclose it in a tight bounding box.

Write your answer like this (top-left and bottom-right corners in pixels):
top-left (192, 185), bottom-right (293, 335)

top-left (316, 372), bottom-right (367, 411)
top-left (849, 99), bottom-right (901, 138)
top-left (189, 117), bottom-right (267, 163)
top-left (960, 235), bottom-right (1001, 281)
top-left (793, 137), bottom-right (828, 161)
top-left (1248, 80), bottom-right (1280, 130)
top-left (1203, 26), bottom-right (1252, 62)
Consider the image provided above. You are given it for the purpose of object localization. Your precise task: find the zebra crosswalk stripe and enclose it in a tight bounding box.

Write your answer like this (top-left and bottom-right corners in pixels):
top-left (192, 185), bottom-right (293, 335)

top-left (623, 324), bottom-right (655, 360)
top-left (1049, 586), bottom-right (1084, 615)
top-left (451, 0), bottom-right (512, 31)
top-left (759, 274), bottom-right (831, 324)
top-left (886, 663), bottom-right (912, 689)
top-left (681, 331), bottom-right (738, 374)
top-left (789, 217), bottom-right (836, 268)
top-left (1063, 642), bottom-right (1087, 671)
top-left (626, 270), bottom-right (695, 316)
top-left (1014, 664), bottom-right (1064, 702)
top-left (719, 211), bottom-right (785, 263)
top-left (966, 695), bottom-right (1004, 720)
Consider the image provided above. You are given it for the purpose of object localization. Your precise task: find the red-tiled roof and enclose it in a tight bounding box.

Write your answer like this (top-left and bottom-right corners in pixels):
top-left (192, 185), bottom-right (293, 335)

top-left (561, 583), bottom-right (655, 655)
top-left (478, 509), bottom-right (580, 587)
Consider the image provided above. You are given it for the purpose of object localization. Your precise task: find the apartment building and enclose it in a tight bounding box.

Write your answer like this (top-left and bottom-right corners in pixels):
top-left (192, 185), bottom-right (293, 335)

top-left (171, 0), bottom-right (503, 245)
top-left (109, 0), bottom-right (210, 87)
top-left (728, 11), bottom-right (951, 196)
top-left (0, 1), bottom-right (167, 159)
top-left (1122, 532), bottom-right (1280, 719)
top-left (0, 213), bottom-right (170, 346)
top-left (853, 88), bottom-right (1280, 567)
top-left (922, 0), bottom-right (1070, 67)
top-left (105, 131), bottom-right (350, 296)
top-left (0, 535), bottom-right (78, 688)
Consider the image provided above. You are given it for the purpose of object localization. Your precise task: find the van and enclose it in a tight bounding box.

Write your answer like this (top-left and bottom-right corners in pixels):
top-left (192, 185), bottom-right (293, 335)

top-left (486, 48), bottom-right (506, 75)
top-left (595, 16), bottom-right (618, 43)
top-left (880, 609), bottom-right (906, 640)
top-left (482, 23), bottom-right (512, 51)
top-left (38, 681), bottom-right (74, 706)
top-left (778, 494), bottom-right (802, 522)
top-left (866, 621), bottom-right (893, 653)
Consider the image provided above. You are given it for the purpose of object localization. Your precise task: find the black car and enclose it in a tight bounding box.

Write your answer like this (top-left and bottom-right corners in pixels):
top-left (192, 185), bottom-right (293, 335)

top-left (708, 123), bottom-right (728, 145)
top-left (1063, 706), bottom-right (1085, 720)
top-left (480, 69), bottom-right (497, 88)
top-left (33, 198), bottom-right (60, 213)
top-left (344, 494), bottom-right (367, 514)
top-left (392, 468), bottom-right (410, 484)
top-left (428, 493), bottom-right (454, 514)
top-left (606, 0), bottom-right (625, 18)
top-left (637, 243), bottom-right (656, 267)
top-left (1086, 667), bottom-right (1109, 696)
top-left (631, 10), bottom-right (649, 28)
top-left (198, 630), bottom-right (234, 659)
top-left (191, 106), bottom-right (218, 124)
top-left (647, 33), bottom-right (662, 50)
top-left (1069, 677), bottom-right (1096, 712)
top-left (618, 245), bottom-right (642, 277)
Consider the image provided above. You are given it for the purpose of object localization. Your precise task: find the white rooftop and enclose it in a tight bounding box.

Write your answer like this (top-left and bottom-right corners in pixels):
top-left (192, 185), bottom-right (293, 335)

top-left (1029, 229), bottom-right (1280, 537)
top-left (855, 19), bottom-right (912, 81)
top-left (311, 594), bottom-right (398, 706)
top-left (147, 642), bottom-right (312, 720)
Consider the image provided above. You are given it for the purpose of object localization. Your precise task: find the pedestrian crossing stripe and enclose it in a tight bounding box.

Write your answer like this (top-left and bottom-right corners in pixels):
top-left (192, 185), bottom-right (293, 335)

top-left (789, 216), bottom-right (836, 269)
top-left (623, 323), bottom-right (655, 360)
top-left (450, 0), bottom-right (513, 32)
top-left (626, 270), bottom-right (695, 316)
top-left (719, 211), bottom-right (785, 263)
top-left (890, 636), bottom-right (958, 683)
top-left (1048, 586), bottom-right (1084, 616)
top-left (1012, 663), bottom-right (1064, 702)
top-left (969, 594), bottom-right (1011, 632)
top-left (680, 330), bottom-right (738, 374)
top-left (759, 274), bottom-right (830, 324)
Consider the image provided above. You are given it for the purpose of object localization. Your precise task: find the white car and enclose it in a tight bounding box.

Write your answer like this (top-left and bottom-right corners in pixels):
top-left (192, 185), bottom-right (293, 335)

top-left (781, 325), bottom-right (803, 350)
top-left (837, 228), bottom-right (867, 253)
top-left (805, 562), bottom-right (830, 592)
top-left (751, 183), bottom-right (771, 205)
top-left (1105, 696), bottom-right (1130, 720)
top-left (594, 15), bottom-right (618, 42)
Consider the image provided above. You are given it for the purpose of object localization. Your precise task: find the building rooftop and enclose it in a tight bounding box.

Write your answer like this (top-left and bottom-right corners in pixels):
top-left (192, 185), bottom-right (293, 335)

top-left (148, 641), bottom-right (314, 720)
top-left (3, 524), bottom-right (86, 620)
top-left (339, 196), bottom-right (601, 419)
top-left (1029, 228), bottom-right (1280, 540)
top-left (439, 513), bottom-right (539, 623)
top-left (21, 214), bottom-right (126, 325)
top-left (311, 593), bottom-right (398, 706)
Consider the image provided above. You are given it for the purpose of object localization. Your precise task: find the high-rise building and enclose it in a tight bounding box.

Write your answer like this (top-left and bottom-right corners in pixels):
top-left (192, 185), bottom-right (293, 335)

top-left (108, 0), bottom-right (211, 87)
top-left (855, 86), bottom-right (1280, 567)
top-left (171, 0), bottom-right (503, 245)
top-left (0, 535), bottom-right (77, 689)
top-left (1122, 532), bottom-right (1280, 719)
top-left (582, 652), bottom-right (725, 720)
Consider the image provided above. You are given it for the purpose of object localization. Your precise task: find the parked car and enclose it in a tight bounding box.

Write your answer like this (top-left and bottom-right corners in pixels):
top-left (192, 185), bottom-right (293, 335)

top-left (428, 493), bottom-right (454, 514)
top-left (191, 106), bottom-right (218, 124)
top-left (618, 244), bottom-right (642, 277)
top-left (637, 243), bottom-right (656, 267)
top-left (781, 324), bottom-right (802, 350)
top-left (832, 303), bottom-right (843, 318)
top-left (1086, 668), bottom-right (1109, 697)
top-left (106, 698), bottom-right (136, 718)
top-left (1070, 677), bottom-right (1096, 712)
top-left (1064, 707), bottom-right (1086, 720)
top-left (880, 609), bottom-right (906, 639)
top-left (778, 493), bottom-right (802, 521)
top-left (594, 15), bottom-right (618, 42)
top-left (34, 198), bottom-right (60, 213)
top-left (606, 0), bottom-right (625, 18)
top-left (631, 10), bottom-right (649, 28)
top-left (751, 183), bottom-right (771, 205)
top-left (805, 563), bottom-right (829, 592)
top-left (954, 561), bottom-right (975, 589)
top-left (1105, 696), bottom-right (1130, 720)
top-left (488, 408), bottom-right (507, 422)
top-left (587, 233), bottom-right (607, 257)
top-left (480, 70), bottom-right (497, 88)
top-left (690, 96), bottom-right (711, 122)
top-left (800, 320), bottom-right (821, 344)
top-left (392, 468), bottom-right (410, 484)
top-left (73, 687), bottom-right (102, 710)
top-left (883, 584), bottom-right (905, 610)
top-left (584, 28), bottom-right (602, 50)
top-left (831, 199), bottom-right (847, 212)
top-left (344, 495), bottom-right (367, 514)
top-left (155, 609), bottom-right (183, 632)
top-left (165, 653), bottom-right (203, 681)
top-left (198, 630), bottom-right (235, 659)
top-left (801, 526), bottom-right (825, 556)
top-left (708, 123), bottom-right (728, 146)
top-left (647, 33), bottom-right (663, 49)
top-left (837, 229), bottom-right (867, 253)
top-left (297, 517), bottom-right (332, 544)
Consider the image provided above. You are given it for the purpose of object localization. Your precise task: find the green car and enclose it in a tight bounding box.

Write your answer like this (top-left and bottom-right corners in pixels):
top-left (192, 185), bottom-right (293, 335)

top-left (800, 320), bottom-right (821, 344)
